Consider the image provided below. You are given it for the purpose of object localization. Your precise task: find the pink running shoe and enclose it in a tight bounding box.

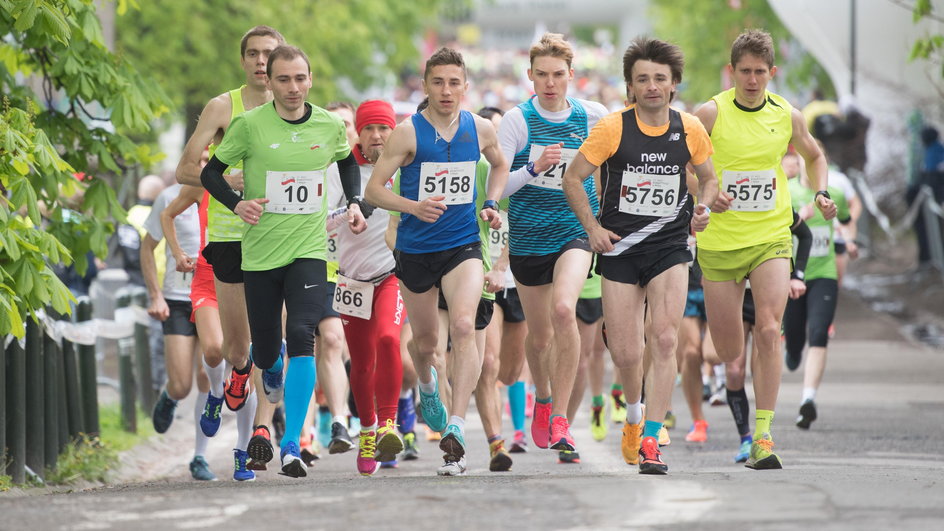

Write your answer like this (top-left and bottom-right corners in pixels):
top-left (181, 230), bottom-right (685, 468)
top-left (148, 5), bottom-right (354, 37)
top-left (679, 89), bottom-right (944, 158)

top-left (549, 416), bottom-right (576, 452)
top-left (357, 430), bottom-right (379, 476)
top-left (509, 430), bottom-right (529, 453)
top-left (530, 401), bottom-right (552, 449)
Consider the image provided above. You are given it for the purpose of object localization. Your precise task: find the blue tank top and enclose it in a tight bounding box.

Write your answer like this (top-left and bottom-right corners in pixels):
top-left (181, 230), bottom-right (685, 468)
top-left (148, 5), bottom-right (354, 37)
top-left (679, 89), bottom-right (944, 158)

top-left (508, 97), bottom-right (598, 256)
top-left (396, 111), bottom-right (481, 253)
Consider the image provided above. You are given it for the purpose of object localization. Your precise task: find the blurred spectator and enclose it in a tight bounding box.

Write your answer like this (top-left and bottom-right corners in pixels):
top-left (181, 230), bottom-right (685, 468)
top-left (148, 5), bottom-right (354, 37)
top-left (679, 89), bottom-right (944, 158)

top-left (907, 126), bottom-right (944, 267)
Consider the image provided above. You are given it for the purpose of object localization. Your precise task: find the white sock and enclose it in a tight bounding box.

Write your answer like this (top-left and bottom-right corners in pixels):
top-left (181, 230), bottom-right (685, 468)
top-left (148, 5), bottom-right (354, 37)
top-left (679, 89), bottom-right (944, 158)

top-left (448, 415), bottom-right (465, 432)
top-left (713, 364), bottom-right (726, 386)
top-left (418, 375), bottom-right (437, 395)
top-left (400, 388), bottom-right (413, 400)
top-left (332, 415), bottom-right (347, 427)
top-left (625, 400), bottom-right (643, 425)
top-left (235, 390), bottom-right (257, 451)
top-left (702, 373), bottom-right (710, 386)
top-left (193, 391), bottom-right (209, 457)
top-left (801, 387), bottom-right (817, 404)
top-left (204, 358), bottom-right (225, 397)
top-left (361, 423), bottom-right (378, 432)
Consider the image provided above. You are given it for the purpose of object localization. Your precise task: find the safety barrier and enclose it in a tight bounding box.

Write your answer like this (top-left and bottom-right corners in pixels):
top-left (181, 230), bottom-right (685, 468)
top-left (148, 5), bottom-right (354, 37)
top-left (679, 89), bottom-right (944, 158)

top-left (1, 286), bottom-right (153, 485)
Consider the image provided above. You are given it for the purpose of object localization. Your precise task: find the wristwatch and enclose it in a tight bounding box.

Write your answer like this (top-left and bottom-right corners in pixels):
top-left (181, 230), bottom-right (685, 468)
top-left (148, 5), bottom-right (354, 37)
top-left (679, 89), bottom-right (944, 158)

top-left (814, 190), bottom-right (831, 200)
top-left (482, 199), bottom-right (499, 212)
top-left (526, 161), bottom-right (538, 177)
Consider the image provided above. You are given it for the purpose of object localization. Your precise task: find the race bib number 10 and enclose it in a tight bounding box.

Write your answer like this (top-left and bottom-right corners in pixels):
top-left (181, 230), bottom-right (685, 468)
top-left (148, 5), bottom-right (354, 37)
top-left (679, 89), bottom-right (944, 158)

top-left (528, 145), bottom-right (579, 191)
top-left (265, 170), bottom-right (325, 214)
top-left (722, 169), bottom-right (776, 212)
top-left (418, 161), bottom-right (476, 205)
top-left (332, 275), bottom-right (374, 320)
top-left (618, 172), bottom-right (680, 217)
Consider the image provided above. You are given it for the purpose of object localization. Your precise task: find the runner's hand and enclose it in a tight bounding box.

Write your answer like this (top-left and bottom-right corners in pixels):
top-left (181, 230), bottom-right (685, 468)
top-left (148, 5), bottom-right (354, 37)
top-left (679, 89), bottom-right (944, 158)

top-left (412, 196), bottom-right (447, 223)
top-left (788, 278), bottom-right (807, 299)
top-left (174, 252), bottom-right (195, 273)
top-left (534, 142), bottom-right (564, 173)
top-left (480, 207), bottom-right (501, 229)
top-left (816, 195), bottom-right (837, 220)
top-left (588, 224), bottom-right (621, 254)
top-left (148, 294), bottom-right (170, 321)
top-left (235, 198), bottom-right (269, 225)
top-left (712, 191), bottom-right (732, 213)
top-left (347, 203), bottom-right (367, 235)
top-left (691, 203), bottom-right (711, 232)
top-left (484, 269), bottom-right (504, 293)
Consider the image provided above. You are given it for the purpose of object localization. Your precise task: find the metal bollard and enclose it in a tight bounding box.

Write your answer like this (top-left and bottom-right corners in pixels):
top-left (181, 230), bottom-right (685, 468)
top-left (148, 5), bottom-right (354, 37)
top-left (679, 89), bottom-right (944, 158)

top-left (25, 319), bottom-right (44, 480)
top-left (6, 340), bottom-right (26, 484)
top-left (75, 297), bottom-right (99, 437)
top-left (116, 289), bottom-right (137, 433)
top-left (42, 321), bottom-right (60, 471)
top-left (62, 338), bottom-right (86, 440)
top-left (130, 286), bottom-right (156, 413)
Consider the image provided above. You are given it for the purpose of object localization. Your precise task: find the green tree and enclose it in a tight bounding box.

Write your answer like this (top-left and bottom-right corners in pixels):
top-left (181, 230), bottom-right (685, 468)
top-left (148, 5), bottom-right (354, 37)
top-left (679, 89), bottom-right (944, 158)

top-left (116, 0), bottom-right (444, 137)
top-left (649, 0), bottom-right (833, 104)
top-left (907, 0), bottom-right (944, 95)
top-left (0, 0), bottom-right (170, 338)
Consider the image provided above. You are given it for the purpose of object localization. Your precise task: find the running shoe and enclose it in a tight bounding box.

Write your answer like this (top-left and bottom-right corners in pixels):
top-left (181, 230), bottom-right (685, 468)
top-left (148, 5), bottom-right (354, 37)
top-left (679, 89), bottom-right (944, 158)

top-left (509, 430), bottom-right (528, 453)
top-left (246, 458), bottom-right (266, 471)
top-left (525, 390), bottom-right (535, 419)
top-left (658, 426), bottom-right (671, 447)
top-left (425, 425), bottom-right (442, 442)
top-left (663, 410), bottom-right (677, 430)
top-left (702, 382), bottom-right (712, 401)
top-left (531, 401), bottom-right (552, 449)
top-left (590, 405), bottom-right (607, 441)
top-left (796, 400), bottom-right (818, 430)
top-left (685, 420), bottom-right (708, 443)
top-left (785, 347), bottom-right (802, 372)
top-left (402, 432), bottom-right (419, 460)
top-left (357, 429), bottom-right (379, 476)
top-left (375, 418), bottom-right (404, 462)
top-left (549, 416), bottom-right (576, 452)
top-left (317, 407), bottom-right (332, 448)
top-left (329, 421), bottom-right (354, 454)
top-left (709, 385), bottom-right (727, 406)
top-left (745, 432), bottom-right (783, 470)
top-left (638, 436), bottom-right (668, 475)
top-left (247, 425), bottom-right (274, 465)
top-left (734, 435), bottom-right (752, 463)
top-left (440, 424), bottom-right (466, 460)
top-left (380, 459), bottom-right (398, 469)
top-left (610, 392), bottom-right (627, 425)
top-left (152, 390), bottom-right (177, 434)
top-left (437, 456), bottom-right (467, 476)
top-left (260, 342), bottom-right (286, 404)
top-left (621, 421), bottom-right (643, 465)
top-left (280, 441), bottom-right (306, 478)
top-left (224, 365), bottom-right (252, 411)
top-left (398, 394), bottom-right (417, 434)
top-left (558, 450), bottom-right (581, 464)
top-left (300, 442), bottom-right (320, 467)
top-left (189, 455), bottom-right (217, 481)
top-left (233, 449), bottom-right (255, 482)
top-left (418, 368), bottom-right (448, 433)
top-left (199, 393), bottom-right (224, 437)
top-left (488, 439), bottom-right (513, 472)
top-left (272, 406), bottom-right (286, 445)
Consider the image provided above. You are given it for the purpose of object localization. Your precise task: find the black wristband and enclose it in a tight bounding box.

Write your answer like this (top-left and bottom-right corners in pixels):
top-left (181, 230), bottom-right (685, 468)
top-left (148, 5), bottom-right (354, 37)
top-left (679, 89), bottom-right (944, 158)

top-left (348, 195), bottom-right (375, 219)
top-left (814, 190), bottom-right (831, 200)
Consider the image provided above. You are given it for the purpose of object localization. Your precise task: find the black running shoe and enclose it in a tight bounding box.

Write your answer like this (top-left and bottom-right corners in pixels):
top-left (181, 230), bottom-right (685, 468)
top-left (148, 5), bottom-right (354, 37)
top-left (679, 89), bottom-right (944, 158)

top-left (796, 400), bottom-right (817, 429)
top-left (328, 421), bottom-right (354, 454)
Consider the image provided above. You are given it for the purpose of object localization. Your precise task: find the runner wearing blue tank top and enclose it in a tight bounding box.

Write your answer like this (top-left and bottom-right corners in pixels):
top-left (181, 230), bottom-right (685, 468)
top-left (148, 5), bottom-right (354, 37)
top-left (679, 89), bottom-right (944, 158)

top-left (497, 33), bottom-right (609, 455)
top-left (364, 47), bottom-right (509, 476)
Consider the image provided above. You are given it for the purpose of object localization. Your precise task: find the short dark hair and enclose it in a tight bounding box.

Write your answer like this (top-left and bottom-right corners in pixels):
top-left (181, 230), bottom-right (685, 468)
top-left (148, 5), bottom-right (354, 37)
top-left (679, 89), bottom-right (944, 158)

top-left (477, 106), bottom-right (504, 120)
top-left (240, 25), bottom-right (285, 58)
top-left (731, 29), bottom-right (775, 68)
top-left (622, 37), bottom-right (684, 101)
top-left (266, 45), bottom-right (310, 78)
top-left (922, 126), bottom-right (940, 146)
top-left (325, 101), bottom-right (355, 114)
top-left (424, 47), bottom-right (466, 80)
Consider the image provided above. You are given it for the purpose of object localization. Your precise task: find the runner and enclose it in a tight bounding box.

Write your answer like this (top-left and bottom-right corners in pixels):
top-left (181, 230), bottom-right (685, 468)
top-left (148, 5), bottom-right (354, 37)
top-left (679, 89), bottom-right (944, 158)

top-left (174, 25), bottom-right (284, 469)
top-left (201, 44), bottom-right (364, 478)
top-left (785, 153), bottom-right (852, 429)
top-left (563, 37), bottom-right (717, 474)
top-left (326, 99), bottom-right (404, 476)
top-left (693, 29), bottom-right (836, 469)
top-left (364, 47), bottom-right (508, 476)
top-left (498, 33), bottom-right (609, 454)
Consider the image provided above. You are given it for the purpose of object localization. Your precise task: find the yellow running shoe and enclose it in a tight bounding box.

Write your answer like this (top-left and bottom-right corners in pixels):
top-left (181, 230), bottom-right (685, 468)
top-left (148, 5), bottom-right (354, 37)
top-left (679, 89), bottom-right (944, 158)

top-left (590, 405), bottom-right (607, 441)
top-left (488, 439), bottom-right (513, 472)
top-left (375, 418), bottom-right (404, 463)
top-left (745, 432), bottom-right (783, 470)
top-left (621, 421), bottom-right (643, 465)
top-left (425, 425), bottom-right (442, 442)
top-left (658, 425), bottom-right (671, 447)
top-left (610, 392), bottom-right (627, 425)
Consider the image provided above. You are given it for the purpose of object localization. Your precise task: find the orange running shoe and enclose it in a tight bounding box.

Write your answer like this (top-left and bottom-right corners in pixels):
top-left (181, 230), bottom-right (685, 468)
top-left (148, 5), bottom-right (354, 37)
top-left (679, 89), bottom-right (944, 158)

top-left (621, 421), bottom-right (643, 465)
top-left (685, 420), bottom-right (708, 443)
top-left (224, 364), bottom-right (253, 411)
top-left (638, 436), bottom-right (668, 475)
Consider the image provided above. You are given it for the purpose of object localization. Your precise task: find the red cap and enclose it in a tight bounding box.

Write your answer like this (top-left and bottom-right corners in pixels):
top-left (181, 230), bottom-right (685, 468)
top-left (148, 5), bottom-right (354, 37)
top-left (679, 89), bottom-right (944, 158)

top-left (355, 100), bottom-right (396, 135)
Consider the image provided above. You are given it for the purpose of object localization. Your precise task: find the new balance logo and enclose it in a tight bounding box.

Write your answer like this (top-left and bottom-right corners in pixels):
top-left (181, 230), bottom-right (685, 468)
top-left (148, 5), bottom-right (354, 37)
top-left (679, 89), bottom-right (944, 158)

top-left (669, 133), bottom-right (681, 141)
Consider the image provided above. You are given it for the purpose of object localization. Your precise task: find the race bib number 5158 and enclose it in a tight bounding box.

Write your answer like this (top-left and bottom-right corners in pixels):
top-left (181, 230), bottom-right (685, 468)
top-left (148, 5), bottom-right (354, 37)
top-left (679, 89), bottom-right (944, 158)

top-left (418, 161), bottom-right (475, 205)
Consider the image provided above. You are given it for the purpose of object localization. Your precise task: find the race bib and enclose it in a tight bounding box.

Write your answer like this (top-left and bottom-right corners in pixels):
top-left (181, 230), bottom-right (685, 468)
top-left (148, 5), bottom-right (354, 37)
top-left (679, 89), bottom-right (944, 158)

top-left (488, 211), bottom-right (509, 262)
top-left (418, 162), bottom-right (475, 205)
top-left (326, 231), bottom-right (339, 263)
top-left (618, 172), bottom-right (680, 217)
top-left (332, 275), bottom-right (374, 320)
top-left (810, 225), bottom-right (831, 257)
top-left (265, 170), bottom-right (325, 214)
top-left (168, 269), bottom-right (193, 292)
top-left (528, 145), bottom-right (579, 190)
top-left (722, 170), bottom-right (776, 212)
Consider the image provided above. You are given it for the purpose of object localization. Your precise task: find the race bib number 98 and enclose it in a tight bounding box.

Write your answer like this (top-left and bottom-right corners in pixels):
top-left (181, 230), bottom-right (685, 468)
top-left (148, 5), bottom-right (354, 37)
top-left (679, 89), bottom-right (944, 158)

top-left (528, 145), bottom-right (579, 191)
top-left (332, 275), bottom-right (374, 320)
top-left (722, 170), bottom-right (776, 212)
top-left (266, 170), bottom-right (325, 214)
top-left (618, 172), bottom-right (680, 217)
top-left (418, 161), bottom-right (475, 205)
top-left (488, 211), bottom-right (509, 262)
top-left (810, 225), bottom-right (831, 257)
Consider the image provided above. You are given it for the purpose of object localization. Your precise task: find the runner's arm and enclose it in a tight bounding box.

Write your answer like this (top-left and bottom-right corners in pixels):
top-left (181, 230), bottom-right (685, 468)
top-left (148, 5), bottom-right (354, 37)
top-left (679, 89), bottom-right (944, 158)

top-left (200, 156), bottom-right (241, 212)
top-left (791, 108), bottom-right (836, 219)
top-left (161, 185), bottom-right (203, 272)
top-left (176, 96), bottom-right (228, 186)
top-left (563, 153), bottom-right (619, 253)
top-left (365, 126), bottom-right (431, 217)
top-left (337, 152), bottom-right (374, 218)
top-left (790, 210), bottom-right (812, 280)
top-left (140, 234), bottom-right (169, 321)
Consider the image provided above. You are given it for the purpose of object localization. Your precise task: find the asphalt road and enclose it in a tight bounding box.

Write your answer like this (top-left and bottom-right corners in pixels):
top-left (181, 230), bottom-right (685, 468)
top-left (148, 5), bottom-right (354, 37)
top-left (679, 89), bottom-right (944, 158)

top-left (3, 290), bottom-right (944, 531)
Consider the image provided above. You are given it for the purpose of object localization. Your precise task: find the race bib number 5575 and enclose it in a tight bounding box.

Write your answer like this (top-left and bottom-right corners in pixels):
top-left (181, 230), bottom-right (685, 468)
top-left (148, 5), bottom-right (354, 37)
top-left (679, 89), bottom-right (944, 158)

top-left (722, 169), bottom-right (776, 212)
